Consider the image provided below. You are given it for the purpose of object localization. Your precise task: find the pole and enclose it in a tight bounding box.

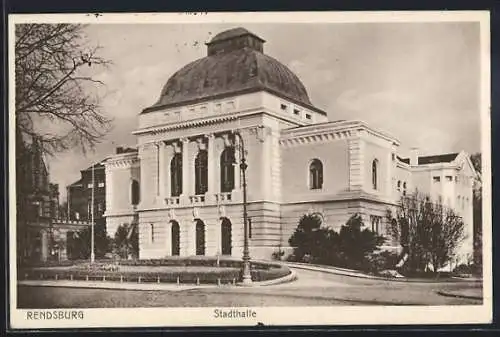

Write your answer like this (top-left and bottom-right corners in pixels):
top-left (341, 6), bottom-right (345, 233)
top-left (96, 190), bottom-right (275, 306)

top-left (90, 163), bottom-right (95, 263)
top-left (67, 186), bottom-right (70, 221)
top-left (235, 131), bottom-right (252, 285)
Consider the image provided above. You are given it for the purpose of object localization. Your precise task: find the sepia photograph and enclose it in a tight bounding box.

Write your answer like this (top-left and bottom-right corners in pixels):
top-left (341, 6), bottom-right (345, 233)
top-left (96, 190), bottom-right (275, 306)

top-left (9, 11), bottom-right (492, 329)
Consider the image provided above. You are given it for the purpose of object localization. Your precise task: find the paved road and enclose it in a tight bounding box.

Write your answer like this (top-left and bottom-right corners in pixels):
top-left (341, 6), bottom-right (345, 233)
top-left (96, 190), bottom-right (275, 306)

top-left (16, 267), bottom-right (482, 308)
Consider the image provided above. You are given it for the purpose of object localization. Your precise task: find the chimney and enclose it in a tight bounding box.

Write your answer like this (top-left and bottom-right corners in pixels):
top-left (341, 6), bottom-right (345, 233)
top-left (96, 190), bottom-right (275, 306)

top-left (410, 147), bottom-right (419, 166)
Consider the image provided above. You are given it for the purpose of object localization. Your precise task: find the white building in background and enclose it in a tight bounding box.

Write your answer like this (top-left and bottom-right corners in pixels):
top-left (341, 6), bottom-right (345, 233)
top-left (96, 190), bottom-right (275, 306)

top-left (103, 27), bottom-right (476, 262)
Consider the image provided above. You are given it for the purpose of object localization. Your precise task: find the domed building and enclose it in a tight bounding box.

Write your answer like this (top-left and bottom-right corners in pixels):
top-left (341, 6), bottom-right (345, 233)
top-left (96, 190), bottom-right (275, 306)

top-left (104, 28), bottom-right (476, 263)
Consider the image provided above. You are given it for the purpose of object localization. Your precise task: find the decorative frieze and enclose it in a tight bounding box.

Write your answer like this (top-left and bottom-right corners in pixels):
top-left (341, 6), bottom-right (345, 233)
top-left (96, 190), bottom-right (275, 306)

top-left (279, 130), bottom-right (353, 148)
top-left (106, 155), bottom-right (139, 169)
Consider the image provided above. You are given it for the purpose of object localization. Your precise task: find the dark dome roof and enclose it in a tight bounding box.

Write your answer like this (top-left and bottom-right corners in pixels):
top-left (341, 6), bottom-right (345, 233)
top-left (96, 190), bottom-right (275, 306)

top-left (143, 28), bottom-right (322, 114)
top-left (210, 27), bottom-right (263, 43)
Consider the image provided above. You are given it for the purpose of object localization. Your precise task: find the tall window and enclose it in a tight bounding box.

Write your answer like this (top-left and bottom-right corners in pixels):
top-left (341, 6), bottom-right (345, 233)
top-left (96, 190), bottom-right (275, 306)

top-left (370, 215), bottom-right (382, 234)
top-left (402, 182), bottom-right (407, 196)
top-left (372, 159), bottom-right (378, 190)
top-left (170, 153), bottom-right (182, 197)
top-left (309, 159), bottom-right (323, 189)
top-left (195, 219), bottom-right (205, 255)
top-left (397, 180), bottom-right (401, 192)
top-left (150, 223), bottom-right (155, 243)
top-left (171, 221), bottom-right (180, 256)
top-left (131, 179), bottom-right (140, 205)
top-left (220, 147), bottom-right (235, 192)
top-left (195, 150), bottom-right (208, 195)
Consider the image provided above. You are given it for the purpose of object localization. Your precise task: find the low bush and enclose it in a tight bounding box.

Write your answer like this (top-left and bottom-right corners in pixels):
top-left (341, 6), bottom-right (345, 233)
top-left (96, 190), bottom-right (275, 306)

top-left (365, 251), bottom-right (400, 275)
top-left (271, 250), bottom-right (285, 261)
top-left (452, 263), bottom-right (478, 278)
top-left (251, 263), bottom-right (290, 281)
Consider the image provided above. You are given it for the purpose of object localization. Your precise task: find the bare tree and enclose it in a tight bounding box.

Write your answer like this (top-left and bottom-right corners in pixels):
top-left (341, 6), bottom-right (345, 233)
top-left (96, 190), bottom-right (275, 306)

top-left (15, 23), bottom-right (111, 154)
top-left (386, 191), bottom-right (466, 273)
top-left (15, 24), bottom-right (111, 265)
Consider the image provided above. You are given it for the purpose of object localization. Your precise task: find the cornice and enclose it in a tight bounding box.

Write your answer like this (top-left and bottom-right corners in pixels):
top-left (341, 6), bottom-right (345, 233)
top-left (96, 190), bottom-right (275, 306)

top-left (105, 154), bottom-right (139, 169)
top-left (280, 120), bottom-right (400, 147)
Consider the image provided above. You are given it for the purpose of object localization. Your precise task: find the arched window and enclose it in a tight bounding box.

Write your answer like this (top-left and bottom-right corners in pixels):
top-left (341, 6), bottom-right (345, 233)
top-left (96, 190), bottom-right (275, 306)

top-left (220, 147), bottom-right (235, 193)
top-left (170, 153), bottom-right (182, 197)
top-left (195, 219), bottom-right (205, 255)
top-left (170, 221), bottom-right (180, 256)
top-left (195, 150), bottom-right (208, 195)
top-left (309, 159), bottom-right (323, 189)
top-left (221, 217), bottom-right (232, 255)
top-left (372, 159), bottom-right (378, 190)
top-left (131, 179), bottom-right (140, 205)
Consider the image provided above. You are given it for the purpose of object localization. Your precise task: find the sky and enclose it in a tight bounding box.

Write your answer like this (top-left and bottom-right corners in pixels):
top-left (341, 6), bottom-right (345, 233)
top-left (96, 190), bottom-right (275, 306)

top-left (45, 21), bottom-right (482, 201)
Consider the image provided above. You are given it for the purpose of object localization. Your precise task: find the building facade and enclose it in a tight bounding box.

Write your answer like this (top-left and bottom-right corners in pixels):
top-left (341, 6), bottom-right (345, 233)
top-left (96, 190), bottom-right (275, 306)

top-left (16, 137), bottom-right (91, 263)
top-left (104, 28), bottom-right (476, 262)
top-left (67, 162), bottom-right (106, 224)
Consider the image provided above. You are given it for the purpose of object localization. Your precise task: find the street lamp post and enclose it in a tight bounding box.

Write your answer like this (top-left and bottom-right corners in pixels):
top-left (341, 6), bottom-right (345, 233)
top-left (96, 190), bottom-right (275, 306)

top-left (233, 130), bottom-right (252, 285)
top-left (90, 164), bottom-right (95, 263)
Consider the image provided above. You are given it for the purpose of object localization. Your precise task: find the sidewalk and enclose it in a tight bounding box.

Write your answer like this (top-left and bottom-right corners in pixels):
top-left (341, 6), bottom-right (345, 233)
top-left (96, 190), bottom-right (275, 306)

top-left (18, 279), bottom-right (217, 291)
top-left (284, 262), bottom-right (479, 283)
top-left (437, 288), bottom-right (483, 300)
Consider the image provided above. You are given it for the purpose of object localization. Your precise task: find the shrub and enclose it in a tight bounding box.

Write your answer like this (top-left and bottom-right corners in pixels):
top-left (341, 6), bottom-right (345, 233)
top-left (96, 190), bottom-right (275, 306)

top-left (271, 250), bottom-right (285, 261)
top-left (452, 263), bottom-right (475, 278)
top-left (288, 213), bottom-right (385, 270)
top-left (365, 251), bottom-right (400, 274)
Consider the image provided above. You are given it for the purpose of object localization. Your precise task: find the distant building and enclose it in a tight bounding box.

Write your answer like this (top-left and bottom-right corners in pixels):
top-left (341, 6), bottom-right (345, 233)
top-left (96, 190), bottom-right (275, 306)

top-left (67, 162), bottom-right (106, 225)
top-left (104, 28), bottom-right (476, 263)
top-left (17, 138), bottom-right (64, 262)
top-left (67, 147), bottom-right (137, 226)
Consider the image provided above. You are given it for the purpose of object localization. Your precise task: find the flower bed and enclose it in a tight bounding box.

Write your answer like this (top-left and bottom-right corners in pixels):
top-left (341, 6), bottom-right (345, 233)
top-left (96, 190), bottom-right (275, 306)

top-left (20, 257), bottom-right (291, 284)
top-left (116, 257), bottom-right (281, 271)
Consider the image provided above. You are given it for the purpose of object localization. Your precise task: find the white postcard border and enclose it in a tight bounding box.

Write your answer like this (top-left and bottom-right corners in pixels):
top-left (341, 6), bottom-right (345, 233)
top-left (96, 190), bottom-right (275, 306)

top-left (8, 11), bottom-right (493, 329)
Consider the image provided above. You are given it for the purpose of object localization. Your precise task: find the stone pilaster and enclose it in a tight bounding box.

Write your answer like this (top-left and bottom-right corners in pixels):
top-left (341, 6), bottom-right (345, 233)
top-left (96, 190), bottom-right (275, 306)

top-left (164, 221), bottom-right (172, 256)
top-left (348, 132), bottom-right (365, 191)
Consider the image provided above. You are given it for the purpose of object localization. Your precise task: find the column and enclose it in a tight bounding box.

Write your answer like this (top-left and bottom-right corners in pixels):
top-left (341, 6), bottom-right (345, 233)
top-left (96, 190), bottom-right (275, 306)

top-left (158, 141), bottom-right (166, 200)
top-left (233, 133), bottom-right (241, 191)
top-left (41, 230), bottom-right (48, 262)
top-left (165, 144), bottom-right (174, 198)
top-left (181, 138), bottom-right (190, 203)
top-left (206, 134), bottom-right (216, 202)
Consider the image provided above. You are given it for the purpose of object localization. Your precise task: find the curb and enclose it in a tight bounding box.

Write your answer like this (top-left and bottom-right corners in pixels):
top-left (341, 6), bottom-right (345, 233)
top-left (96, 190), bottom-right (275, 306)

top-left (237, 270), bottom-right (298, 287)
top-left (284, 262), bottom-right (391, 281)
top-left (284, 262), bottom-right (478, 283)
top-left (18, 271), bottom-right (298, 291)
top-left (436, 290), bottom-right (483, 301)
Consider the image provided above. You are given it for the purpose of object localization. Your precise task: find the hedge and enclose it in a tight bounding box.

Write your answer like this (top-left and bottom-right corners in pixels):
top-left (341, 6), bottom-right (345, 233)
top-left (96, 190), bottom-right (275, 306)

top-left (23, 257), bottom-right (284, 270)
